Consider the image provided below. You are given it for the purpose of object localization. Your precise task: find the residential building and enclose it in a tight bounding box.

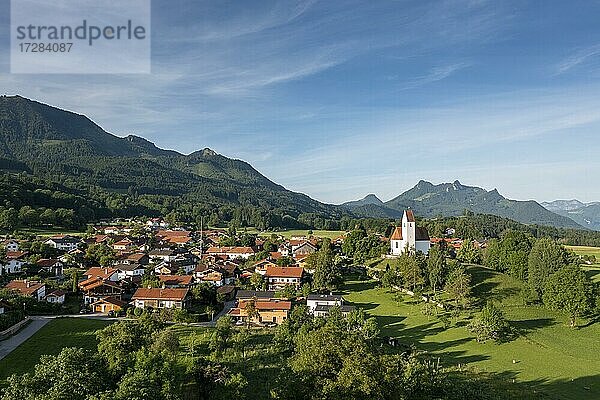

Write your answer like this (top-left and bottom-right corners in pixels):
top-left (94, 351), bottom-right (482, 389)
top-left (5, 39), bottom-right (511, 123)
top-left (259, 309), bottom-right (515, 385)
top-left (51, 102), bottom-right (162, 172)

top-left (2, 240), bottom-right (19, 252)
top-left (45, 289), bottom-right (66, 304)
top-left (1, 251), bottom-right (28, 274)
top-left (44, 235), bottom-right (80, 252)
top-left (90, 297), bottom-right (127, 313)
top-left (36, 259), bottom-right (64, 276)
top-left (158, 275), bottom-right (194, 288)
top-left (264, 266), bottom-right (303, 291)
top-left (114, 263), bottom-right (146, 280)
top-left (5, 280), bottom-right (46, 301)
top-left (131, 288), bottom-right (190, 309)
top-left (228, 298), bottom-right (291, 324)
top-left (390, 210), bottom-right (430, 255)
top-left (84, 267), bottom-right (120, 282)
top-left (306, 294), bottom-right (354, 317)
top-left (79, 277), bottom-right (123, 305)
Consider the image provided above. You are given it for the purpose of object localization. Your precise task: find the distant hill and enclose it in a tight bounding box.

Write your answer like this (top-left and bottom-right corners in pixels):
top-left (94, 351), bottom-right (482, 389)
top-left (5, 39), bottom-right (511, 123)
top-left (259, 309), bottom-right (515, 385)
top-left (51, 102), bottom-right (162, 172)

top-left (0, 95), bottom-right (342, 227)
top-left (541, 200), bottom-right (600, 231)
top-left (341, 194), bottom-right (402, 218)
top-left (377, 180), bottom-right (583, 229)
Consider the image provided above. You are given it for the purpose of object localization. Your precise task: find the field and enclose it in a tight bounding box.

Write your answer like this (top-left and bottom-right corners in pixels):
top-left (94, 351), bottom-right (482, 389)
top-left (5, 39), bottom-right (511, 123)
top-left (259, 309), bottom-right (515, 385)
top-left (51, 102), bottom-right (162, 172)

top-left (342, 266), bottom-right (600, 400)
top-left (13, 227), bottom-right (85, 237)
top-left (566, 245), bottom-right (600, 282)
top-left (0, 318), bottom-right (112, 383)
top-left (244, 228), bottom-right (345, 239)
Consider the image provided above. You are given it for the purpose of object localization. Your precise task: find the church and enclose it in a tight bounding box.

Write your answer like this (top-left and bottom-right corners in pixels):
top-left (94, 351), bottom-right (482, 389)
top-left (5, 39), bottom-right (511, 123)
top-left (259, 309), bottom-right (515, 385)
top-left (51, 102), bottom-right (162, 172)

top-left (390, 210), bottom-right (430, 255)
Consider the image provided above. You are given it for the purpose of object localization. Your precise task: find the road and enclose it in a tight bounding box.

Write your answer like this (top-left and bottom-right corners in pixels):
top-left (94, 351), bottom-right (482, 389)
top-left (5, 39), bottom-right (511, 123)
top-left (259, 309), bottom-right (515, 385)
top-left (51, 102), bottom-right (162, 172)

top-left (0, 316), bottom-right (49, 361)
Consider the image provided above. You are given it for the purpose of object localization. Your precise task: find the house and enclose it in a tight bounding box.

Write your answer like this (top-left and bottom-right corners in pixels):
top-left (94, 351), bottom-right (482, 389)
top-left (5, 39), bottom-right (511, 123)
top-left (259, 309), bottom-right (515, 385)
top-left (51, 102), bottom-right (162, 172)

top-left (390, 210), bottom-right (430, 255)
top-left (2, 240), bottom-right (19, 252)
top-left (90, 296), bottom-right (127, 313)
top-left (1, 251), bottom-right (28, 274)
top-left (306, 294), bottom-right (354, 317)
top-left (5, 280), bottom-right (46, 301)
top-left (36, 259), bottom-right (64, 276)
top-left (264, 266), bottom-right (303, 291)
top-left (123, 253), bottom-right (150, 265)
top-left (131, 288), bottom-right (190, 309)
top-left (291, 241), bottom-right (317, 258)
top-left (147, 218), bottom-right (169, 230)
top-left (45, 289), bottom-right (66, 304)
top-left (228, 298), bottom-right (291, 325)
top-left (158, 274), bottom-right (194, 288)
top-left (217, 285), bottom-right (236, 301)
top-left (114, 263), bottom-right (146, 280)
top-left (113, 238), bottom-right (136, 251)
top-left (154, 255), bottom-right (197, 275)
top-left (206, 246), bottom-right (255, 260)
top-left (253, 259), bottom-right (278, 275)
top-left (235, 290), bottom-right (275, 301)
top-left (44, 235), bottom-right (80, 252)
top-left (149, 249), bottom-right (178, 263)
top-left (78, 277), bottom-right (123, 305)
top-left (84, 267), bottom-right (120, 282)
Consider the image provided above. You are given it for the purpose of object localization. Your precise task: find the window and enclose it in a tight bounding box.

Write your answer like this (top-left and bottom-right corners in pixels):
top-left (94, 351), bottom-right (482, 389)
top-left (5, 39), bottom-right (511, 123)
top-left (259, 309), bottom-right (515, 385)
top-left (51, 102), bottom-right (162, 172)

top-left (272, 316), bottom-right (277, 323)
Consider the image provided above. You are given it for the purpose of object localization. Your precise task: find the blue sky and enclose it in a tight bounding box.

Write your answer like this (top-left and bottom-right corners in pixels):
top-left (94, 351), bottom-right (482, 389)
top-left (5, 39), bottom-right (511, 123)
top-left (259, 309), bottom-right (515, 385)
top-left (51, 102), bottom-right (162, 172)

top-left (1, 0), bottom-right (599, 204)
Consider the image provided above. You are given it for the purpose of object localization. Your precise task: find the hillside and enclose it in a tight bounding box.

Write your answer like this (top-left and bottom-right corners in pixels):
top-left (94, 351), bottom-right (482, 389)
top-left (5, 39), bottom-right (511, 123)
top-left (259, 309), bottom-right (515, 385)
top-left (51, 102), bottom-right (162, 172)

top-left (380, 180), bottom-right (582, 229)
top-left (542, 200), bottom-right (600, 231)
top-left (0, 95), bottom-right (341, 227)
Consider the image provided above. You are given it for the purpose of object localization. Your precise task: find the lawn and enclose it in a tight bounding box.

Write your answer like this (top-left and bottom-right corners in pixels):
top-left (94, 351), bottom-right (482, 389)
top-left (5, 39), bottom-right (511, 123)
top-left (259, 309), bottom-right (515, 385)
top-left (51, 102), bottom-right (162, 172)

top-left (342, 266), bottom-right (600, 400)
top-left (0, 318), bottom-right (112, 383)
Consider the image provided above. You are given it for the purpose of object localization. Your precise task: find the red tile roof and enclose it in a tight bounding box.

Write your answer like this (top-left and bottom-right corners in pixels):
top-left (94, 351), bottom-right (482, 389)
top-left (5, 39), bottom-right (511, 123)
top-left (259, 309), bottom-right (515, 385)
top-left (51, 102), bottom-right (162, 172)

top-left (5, 251), bottom-right (27, 259)
top-left (5, 280), bottom-right (44, 296)
top-left (158, 275), bottom-right (193, 286)
top-left (85, 267), bottom-right (117, 280)
top-left (265, 266), bottom-right (303, 278)
top-left (239, 299), bottom-right (291, 310)
top-left (405, 209), bottom-right (415, 222)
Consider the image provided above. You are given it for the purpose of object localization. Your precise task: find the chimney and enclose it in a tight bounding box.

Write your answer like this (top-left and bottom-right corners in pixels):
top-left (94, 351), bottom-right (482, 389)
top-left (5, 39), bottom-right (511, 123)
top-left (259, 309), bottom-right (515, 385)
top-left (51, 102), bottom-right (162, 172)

top-left (104, 268), bottom-right (109, 274)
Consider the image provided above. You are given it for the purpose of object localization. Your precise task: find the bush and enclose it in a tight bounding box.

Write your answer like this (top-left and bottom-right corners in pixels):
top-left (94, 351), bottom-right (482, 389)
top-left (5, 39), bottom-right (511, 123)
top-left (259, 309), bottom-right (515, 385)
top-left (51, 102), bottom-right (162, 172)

top-left (469, 302), bottom-right (510, 343)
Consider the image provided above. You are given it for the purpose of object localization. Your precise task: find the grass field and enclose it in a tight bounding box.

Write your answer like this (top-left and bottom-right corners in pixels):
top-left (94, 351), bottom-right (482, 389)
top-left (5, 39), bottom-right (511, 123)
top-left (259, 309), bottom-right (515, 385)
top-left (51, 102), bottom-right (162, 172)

top-left (0, 318), bottom-right (112, 383)
top-left (172, 325), bottom-right (284, 398)
top-left (566, 245), bottom-right (600, 282)
top-left (14, 227), bottom-right (85, 237)
top-left (342, 266), bottom-right (600, 400)
top-left (244, 228), bottom-right (346, 239)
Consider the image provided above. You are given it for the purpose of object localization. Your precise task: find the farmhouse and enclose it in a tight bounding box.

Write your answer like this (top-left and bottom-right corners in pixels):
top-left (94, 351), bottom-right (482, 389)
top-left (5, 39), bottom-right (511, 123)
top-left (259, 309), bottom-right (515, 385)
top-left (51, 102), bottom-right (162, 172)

top-left (131, 288), bottom-right (191, 309)
top-left (79, 277), bottom-right (123, 305)
top-left (390, 210), bottom-right (430, 255)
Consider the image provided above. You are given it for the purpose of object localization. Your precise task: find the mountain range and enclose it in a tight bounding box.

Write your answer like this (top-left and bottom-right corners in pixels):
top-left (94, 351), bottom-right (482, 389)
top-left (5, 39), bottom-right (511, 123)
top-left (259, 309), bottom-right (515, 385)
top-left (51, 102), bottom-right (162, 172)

top-left (541, 200), bottom-right (600, 231)
top-left (0, 95), bottom-right (593, 230)
top-left (343, 180), bottom-right (588, 230)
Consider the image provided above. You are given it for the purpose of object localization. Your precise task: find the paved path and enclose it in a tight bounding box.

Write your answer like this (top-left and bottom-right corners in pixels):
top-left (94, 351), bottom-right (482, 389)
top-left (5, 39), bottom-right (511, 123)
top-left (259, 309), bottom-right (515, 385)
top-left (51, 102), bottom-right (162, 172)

top-left (0, 316), bottom-right (50, 360)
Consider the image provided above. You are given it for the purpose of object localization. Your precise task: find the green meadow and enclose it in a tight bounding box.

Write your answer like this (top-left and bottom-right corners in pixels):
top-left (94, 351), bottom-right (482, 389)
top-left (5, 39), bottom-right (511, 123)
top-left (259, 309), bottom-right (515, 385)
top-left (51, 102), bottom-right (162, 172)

top-left (342, 266), bottom-right (600, 400)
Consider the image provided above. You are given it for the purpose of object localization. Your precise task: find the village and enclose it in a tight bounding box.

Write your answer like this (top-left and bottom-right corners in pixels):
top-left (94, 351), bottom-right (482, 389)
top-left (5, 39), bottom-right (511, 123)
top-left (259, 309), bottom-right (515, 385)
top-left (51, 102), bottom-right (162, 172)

top-left (0, 210), bottom-right (477, 329)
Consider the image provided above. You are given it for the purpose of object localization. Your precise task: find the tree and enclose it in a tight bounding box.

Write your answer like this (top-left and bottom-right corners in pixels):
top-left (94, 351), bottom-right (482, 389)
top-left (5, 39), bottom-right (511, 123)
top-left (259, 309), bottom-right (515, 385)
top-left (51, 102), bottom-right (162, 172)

top-left (310, 240), bottom-right (342, 291)
top-left (444, 264), bottom-right (471, 308)
top-left (427, 245), bottom-right (447, 299)
top-left (64, 268), bottom-right (80, 293)
top-left (483, 238), bottom-right (501, 270)
top-left (2, 347), bottom-right (110, 400)
top-left (469, 302), bottom-right (510, 342)
top-left (456, 240), bottom-right (482, 264)
top-left (249, 272), bottom-right (264, 291)
top-left (543, 265), bottom-right (594, 327)
top-left (210, 315), bottom-right (233, 353)
top-left (244, 299), bottom-right (260, 327)
top-left (397, 252), bottom-right (424, 292)
top-left (528, 238), bottom-right (570, 294)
